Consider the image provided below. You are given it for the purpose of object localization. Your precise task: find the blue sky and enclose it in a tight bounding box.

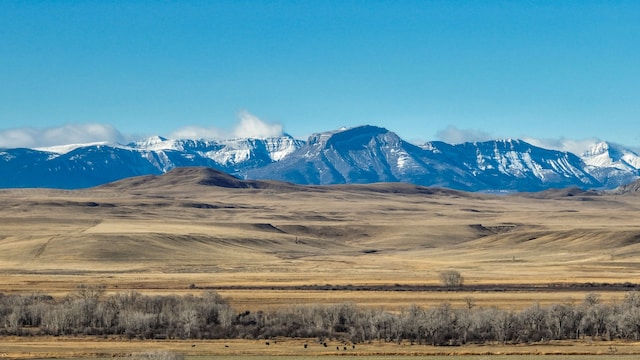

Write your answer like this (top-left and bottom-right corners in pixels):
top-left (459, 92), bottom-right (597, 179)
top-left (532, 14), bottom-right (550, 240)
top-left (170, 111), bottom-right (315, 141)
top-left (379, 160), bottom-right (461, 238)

top-left (0, 0), bottom-right (638, 153)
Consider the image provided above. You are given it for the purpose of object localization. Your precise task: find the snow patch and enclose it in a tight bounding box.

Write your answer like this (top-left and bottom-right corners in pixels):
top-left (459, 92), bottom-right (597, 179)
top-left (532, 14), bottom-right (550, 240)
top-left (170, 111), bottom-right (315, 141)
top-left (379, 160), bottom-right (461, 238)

top-left (35, 141), bottom-right (113, 154)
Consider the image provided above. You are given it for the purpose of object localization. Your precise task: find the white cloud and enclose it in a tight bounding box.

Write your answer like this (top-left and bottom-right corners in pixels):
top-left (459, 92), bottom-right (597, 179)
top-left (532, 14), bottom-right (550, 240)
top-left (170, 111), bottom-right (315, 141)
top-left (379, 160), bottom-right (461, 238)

top-left (435, 125), bottom-right (604, 155)
top-left (522, 136), bottom-right (600, 155)
top-left (435, 125), bottom-right (493, 144)
top-left (233, 111), bottom-right (283, 138)
top-left (0, 111), bottom-right (285, 149)
top-left (168, 126), bottom-right (226, 140)
top-left (0, 123), bottom-right (127, 148)
top-left (169, 111), bottom-right (283, 140)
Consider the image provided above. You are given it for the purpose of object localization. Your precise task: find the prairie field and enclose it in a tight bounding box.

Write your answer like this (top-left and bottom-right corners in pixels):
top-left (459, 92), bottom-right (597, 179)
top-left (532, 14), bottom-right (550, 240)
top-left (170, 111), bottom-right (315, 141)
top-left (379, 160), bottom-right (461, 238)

top-left (1, 168), bottom-right (640, 357)
top-left (1, 337), bottom-right (640, 358)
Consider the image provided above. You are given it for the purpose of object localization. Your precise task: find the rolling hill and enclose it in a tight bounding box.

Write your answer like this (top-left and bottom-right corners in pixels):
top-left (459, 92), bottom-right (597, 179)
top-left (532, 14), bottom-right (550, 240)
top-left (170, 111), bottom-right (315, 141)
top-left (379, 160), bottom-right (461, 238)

top-left (1, 167), bottom-right (639, 294)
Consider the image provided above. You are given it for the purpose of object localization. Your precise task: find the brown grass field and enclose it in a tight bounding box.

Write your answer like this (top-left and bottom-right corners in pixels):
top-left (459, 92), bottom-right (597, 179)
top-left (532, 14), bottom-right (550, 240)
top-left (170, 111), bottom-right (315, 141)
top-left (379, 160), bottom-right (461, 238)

top-left (1, 337), bottom-right (640, 358)
top-left (1, 167), bottom-right (640, 357)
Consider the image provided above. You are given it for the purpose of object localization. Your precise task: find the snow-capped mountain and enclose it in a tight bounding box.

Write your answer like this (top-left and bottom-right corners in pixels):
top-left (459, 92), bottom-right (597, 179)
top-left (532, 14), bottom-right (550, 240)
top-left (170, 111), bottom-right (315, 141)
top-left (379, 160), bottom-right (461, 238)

top-left (0, 135), bottom-right (303, 189)
top-left (243, 128), bottom-right (600, 192)
top-left (1, 125), bottom-right (638, 191)
top-left (242, 125), bottom-right (478, 190)
top-left (582, 141), bottom-right (640, 169)
top-left (580, 141), bottom-right (640, 188)
top-left (124, 135), bottom-right (304, 172)
top-left (433, 139), bottom-right (600, 191)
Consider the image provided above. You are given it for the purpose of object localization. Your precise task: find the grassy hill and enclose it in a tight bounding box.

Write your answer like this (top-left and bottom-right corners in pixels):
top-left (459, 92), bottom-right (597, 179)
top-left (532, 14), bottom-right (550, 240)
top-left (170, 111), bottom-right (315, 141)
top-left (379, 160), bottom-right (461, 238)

top-left (1, 167), bottom-right (639, 306)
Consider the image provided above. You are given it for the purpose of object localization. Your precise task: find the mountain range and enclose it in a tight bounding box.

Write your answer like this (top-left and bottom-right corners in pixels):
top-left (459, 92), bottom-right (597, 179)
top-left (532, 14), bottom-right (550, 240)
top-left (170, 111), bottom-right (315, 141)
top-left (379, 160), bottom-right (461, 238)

top-left (1, 125), bottom-right (639, 192)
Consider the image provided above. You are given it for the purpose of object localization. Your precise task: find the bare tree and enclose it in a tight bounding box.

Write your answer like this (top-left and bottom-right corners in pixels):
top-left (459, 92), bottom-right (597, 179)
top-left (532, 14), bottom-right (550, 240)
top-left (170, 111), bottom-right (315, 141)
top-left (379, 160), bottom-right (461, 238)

top-left (463, 296), bottom-right (476, 309)
top-left (439, 270), bottom-right (464, 287)
top-left (491, 308), bottom-right (517, 344)
top-left (583, 293), bottom-right (602, 306)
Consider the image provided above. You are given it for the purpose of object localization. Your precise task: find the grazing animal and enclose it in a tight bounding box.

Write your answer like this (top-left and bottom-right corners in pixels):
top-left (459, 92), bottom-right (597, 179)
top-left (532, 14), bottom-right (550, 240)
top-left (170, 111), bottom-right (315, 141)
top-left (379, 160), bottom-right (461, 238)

top-left (304, 344), bottom-right (308, 348)
top-left (323, 342), bottom-right (327, 347)
top-left (265, 341), bottom-right (270, 346)
top-left (191, 344), bottom-right (196, 347)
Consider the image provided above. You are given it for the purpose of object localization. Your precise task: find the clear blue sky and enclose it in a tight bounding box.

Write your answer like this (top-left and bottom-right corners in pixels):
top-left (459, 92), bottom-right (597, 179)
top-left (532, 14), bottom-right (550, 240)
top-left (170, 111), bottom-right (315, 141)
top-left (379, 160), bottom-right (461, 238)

top-left (1, 0), bottom-right (638, 152)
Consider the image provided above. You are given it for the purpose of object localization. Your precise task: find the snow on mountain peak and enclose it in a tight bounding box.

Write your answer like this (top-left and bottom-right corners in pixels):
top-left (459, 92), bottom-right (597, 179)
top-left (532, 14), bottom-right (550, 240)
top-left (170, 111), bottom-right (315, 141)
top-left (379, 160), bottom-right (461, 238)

top-left (187, 135), bottom-right (302, 166)
top-left (5, 125), bottom-right (640, 191)
top-left (34, 141), bottom-right (114, 155)
top-left (583, 141), bottom-right (610, 157)
top-left (135, 135), bottom-right (167, 145)
top-left (582, 141), bottom-right (640, 170)
top-left (262, 136), bottom-right (303, 161)
top-left (130, 136), bottom-right (180, 151)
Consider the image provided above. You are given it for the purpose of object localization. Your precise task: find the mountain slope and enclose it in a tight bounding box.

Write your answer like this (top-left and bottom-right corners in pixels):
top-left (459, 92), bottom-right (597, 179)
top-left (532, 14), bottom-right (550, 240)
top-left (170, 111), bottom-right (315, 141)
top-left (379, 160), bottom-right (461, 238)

top-left (0, 135), bottom-right (302, 189)
top-left (0, 146), bottom-right (165, 188)
top-left (609, 178), bottom-right (640, 195)
top-left (433, 139), bottom-right (600, 191)
top-left (243, 126), bottom-right (476, 190)
top-left (245, 127), bottom-right (601, 192)
top-left (581, 141), bottom-right (640, 188)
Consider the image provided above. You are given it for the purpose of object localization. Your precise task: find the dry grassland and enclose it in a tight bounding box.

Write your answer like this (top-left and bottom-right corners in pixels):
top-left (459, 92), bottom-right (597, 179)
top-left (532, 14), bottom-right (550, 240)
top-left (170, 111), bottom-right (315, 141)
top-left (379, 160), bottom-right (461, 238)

top-left (2, 337), bottom-right (640, 358)
top-left (1, 168), bottom-right (640, 356)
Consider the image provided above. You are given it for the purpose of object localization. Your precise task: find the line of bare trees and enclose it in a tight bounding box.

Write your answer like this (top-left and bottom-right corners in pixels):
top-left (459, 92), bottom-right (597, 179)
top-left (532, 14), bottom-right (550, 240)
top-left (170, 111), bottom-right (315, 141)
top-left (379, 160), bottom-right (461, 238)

top-left (2, 286), bottom-right (640, 345)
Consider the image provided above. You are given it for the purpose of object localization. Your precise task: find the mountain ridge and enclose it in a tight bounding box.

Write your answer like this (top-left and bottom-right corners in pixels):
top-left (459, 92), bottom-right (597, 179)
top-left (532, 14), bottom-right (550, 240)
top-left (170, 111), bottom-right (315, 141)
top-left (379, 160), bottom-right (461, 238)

top-left (1, 125), bottom-right (639, 192)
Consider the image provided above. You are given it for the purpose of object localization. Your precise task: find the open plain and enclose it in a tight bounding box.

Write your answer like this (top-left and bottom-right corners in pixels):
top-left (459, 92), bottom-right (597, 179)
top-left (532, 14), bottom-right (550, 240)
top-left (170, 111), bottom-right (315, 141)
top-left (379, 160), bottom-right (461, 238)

top-left (1, 167), bottom-right (640, 357)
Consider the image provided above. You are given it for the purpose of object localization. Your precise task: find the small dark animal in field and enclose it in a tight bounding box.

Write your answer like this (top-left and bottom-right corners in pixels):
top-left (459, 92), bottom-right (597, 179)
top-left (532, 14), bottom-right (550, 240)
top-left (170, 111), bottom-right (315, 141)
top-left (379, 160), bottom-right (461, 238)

top-left (336, 346), bottom-right (339, 350)
top-left (304, 344), bottom-right (308, 348)
top-left (265, 341), bottom-right (270, 346)
top-left (191, 344), bottom-right (196, 347)
top-left (323, 342), bottom-right (327, 347)
top-left (344, 346), bottom-right (347, 350)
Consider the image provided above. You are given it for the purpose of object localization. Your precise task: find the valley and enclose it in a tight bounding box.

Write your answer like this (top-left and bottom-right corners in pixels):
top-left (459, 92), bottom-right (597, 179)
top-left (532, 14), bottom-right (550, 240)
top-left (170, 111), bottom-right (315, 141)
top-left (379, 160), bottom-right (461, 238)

top-left (1, 167), bottom-right (640, 357)
top-left (1, 167), bottom-right (639, 300)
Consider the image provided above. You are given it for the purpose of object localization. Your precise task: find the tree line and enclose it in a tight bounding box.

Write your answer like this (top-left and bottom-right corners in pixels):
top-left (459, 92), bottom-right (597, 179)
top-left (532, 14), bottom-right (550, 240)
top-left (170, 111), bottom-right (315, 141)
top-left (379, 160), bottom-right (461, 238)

top-left (2, 286), bottom-right (640, 345)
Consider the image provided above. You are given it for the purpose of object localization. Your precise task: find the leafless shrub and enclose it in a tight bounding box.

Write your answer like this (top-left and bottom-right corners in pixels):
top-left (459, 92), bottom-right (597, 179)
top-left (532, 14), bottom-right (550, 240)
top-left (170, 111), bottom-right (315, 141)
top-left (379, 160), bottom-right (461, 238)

top-left (130, 351), bottom-right (184, 360)
top-left (584, 292), bottom-right (602, 306)
top-left (6, 286), bottom-right (640, 345)
top-left (439, 270), bottom-right (464, 287)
